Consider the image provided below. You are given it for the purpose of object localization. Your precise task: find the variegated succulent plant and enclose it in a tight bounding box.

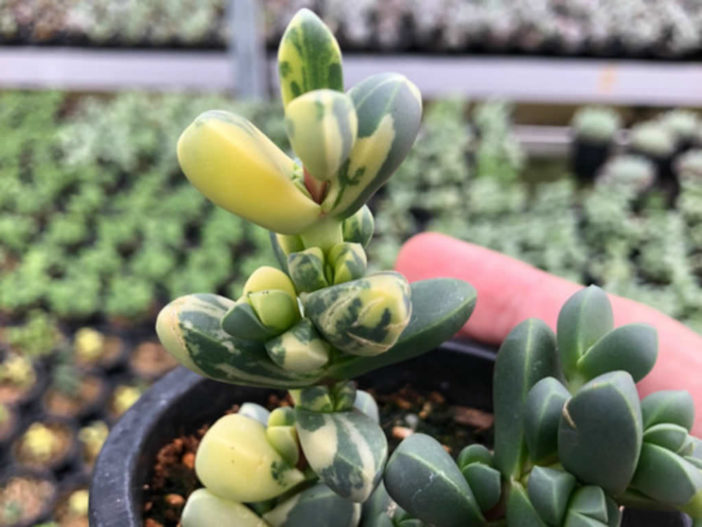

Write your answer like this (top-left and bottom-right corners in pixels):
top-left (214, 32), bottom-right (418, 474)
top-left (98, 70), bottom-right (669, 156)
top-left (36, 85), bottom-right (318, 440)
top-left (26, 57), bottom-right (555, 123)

top-left (384, 286), bottom-right (702, 527)
top-left (155, 9), bottom-right (476, 527)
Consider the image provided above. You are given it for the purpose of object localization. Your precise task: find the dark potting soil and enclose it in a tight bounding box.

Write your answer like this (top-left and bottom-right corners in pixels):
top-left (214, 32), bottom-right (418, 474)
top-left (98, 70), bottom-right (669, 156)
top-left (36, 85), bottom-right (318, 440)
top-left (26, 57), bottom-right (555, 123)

top-left (141, 385), bottom-right (494, 527)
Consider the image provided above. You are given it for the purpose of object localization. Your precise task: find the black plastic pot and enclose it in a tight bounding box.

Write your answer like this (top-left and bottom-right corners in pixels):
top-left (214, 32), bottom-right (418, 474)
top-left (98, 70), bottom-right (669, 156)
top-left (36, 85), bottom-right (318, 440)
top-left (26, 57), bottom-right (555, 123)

top-left (571, 137), bottom-right (613, 184)
top-left (89, 340), bottom-right (692, 527)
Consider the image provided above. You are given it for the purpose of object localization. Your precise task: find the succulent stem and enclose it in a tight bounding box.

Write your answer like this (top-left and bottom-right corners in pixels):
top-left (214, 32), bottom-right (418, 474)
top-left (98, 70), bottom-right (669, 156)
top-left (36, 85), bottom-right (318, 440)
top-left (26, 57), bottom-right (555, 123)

top-left (299, 218), bottom-right (344, 253)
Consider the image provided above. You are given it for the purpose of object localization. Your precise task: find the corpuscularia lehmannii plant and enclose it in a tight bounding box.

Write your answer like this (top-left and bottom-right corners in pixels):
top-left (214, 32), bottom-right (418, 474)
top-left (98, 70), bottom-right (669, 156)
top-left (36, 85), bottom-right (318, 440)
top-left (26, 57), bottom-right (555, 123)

top-left (153, 9), bottom-right (702, 527)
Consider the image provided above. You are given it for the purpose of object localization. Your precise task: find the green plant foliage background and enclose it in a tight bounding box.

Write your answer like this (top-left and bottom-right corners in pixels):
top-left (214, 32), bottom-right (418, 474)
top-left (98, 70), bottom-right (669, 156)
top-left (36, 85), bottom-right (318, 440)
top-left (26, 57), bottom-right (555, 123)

top-left (1, 92), bottom-right (702, 334)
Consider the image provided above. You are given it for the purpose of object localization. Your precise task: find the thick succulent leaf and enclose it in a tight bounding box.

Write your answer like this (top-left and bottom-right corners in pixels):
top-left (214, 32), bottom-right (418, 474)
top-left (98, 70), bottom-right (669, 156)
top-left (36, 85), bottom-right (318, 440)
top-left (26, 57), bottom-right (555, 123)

top-left (342, 205), bottom-right (374, 248)
top-left (295, 408), bottom-right (387, 502)
top-left (324, 73), bottom-right (422, 220)
top-left (265, 318), bottom-right (331, 374)
top-left (244, 266), bottom-right (298, 299)
top-left (328, 242), bottom-right (367, 284)
top-left (457, 444), bottom-right (493, 470)
top-left (156, 294), bottom-right (321, 388)
top-left (384, 433), bottom-right (485, 527)
top-left (563, 486), bottom-right (609, 527)
top-left (631, 443), bottom-right (702, 508)
top-left (354, 390), bottom-right (380, 423)
top-left (302, 271), bottom-right (411, 356)
top-left (220, 300), bottom-right (280, 341)
top-left (288, 247), bottom-right (329, 293)
top-left (604, 497), bottom-right (622, 527)
top-left (641, 390), bottom-right (695, 431)
top-left (327, 278), bottom-right (476, 379)
top-left (177, 110), bottom-right (320, 234)
top-left (557, 286), bottom-right (613, 380)
top-left (248, 290), bottom-right (301, 333)
top-left (271, 232), bottom-right (294, 273)
top-left (266, 424), bottom-right (299, 467)
top-left (643, 423), bottom-right (690, 452)
top-left (506, 482), bottom-right (548, 527)
top-left (493, 318), bottom-right (559, 478)
top-left (576, 323), bottom-right (657, 383)
top-left (462, 463), bottom-right (502, 512)
top-left (687, 456), bottom-right (702, 470)
top-left (290, 385), bottom-right (335, 412)
top-left (277, 8), bottom-right (343, 108)
top-left (238, 402), bottom-right (271, 425)
top-left (286, 89), bottom-right (357, 182)
top-left (181, 488), bottom-right (268, 527)
top-left (558, 371), bottom-right (643, 495)
top-left (263, 483), bottom-right (361, 527)
top-left (195, 414), bottom-right (305, 503)
top-left (361, 481), bottom-right (393, 527)
top-left (524, 377), bottom-right (570, 464)
top-left (527, 466), bottom-right (577, 526)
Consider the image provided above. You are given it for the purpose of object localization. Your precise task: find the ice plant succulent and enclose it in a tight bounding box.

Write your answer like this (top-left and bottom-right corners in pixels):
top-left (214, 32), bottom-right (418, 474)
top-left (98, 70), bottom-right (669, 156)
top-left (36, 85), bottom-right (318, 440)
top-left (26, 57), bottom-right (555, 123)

top-left (157, 9), bottom-right (476, 527)
top-left (384, 286), bottom-right (702, 526)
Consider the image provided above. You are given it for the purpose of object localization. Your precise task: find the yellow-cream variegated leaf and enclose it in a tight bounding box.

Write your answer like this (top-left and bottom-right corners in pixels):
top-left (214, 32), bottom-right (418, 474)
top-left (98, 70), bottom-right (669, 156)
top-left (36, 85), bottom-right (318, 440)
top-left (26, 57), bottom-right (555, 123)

top-left (177, 110), bottom-right (321, 234)
top-left (278, 9), bottom-right (343, 108)
top-left (285, 89), bottom-right (358, 182)
top-left (323, 73), bottom-right (423, 220)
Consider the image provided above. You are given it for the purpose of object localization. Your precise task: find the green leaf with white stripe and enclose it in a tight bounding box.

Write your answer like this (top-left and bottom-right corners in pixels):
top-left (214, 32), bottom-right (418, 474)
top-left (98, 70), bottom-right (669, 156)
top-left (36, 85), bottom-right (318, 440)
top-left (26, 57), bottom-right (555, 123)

top-left (156, 293), bottom-right (322, 388)
top-left (302, 271), bottom-right (411, 357)
top-left (296, 408), bottom-right (387, 502)
top-left (181, 488), bottom-right (268, 527)
top-left (286, 89), bottom-right (357, 182)
top-left (265, 318), bottom-right (331, 374)
top-left (524, 377), bottom-right (570, 464)
top-left (278, 9), bottom-right (343, 108)
top-left (384, 433), bottom-right (485, 527)
top-left (559, 372), bottom-right (643, 495)
top-left (641, 390), bottom-right (695, 431)
top-left (493, 318), bottom-right (559, 479)
top-left (527, 466), bottom-right (577, 526)
top-left (323, 73), bottom-right (423, 220)
top-left (263, 483), bottom-right (361, 527)
top-left (557, 285), bottom-right (613, 381)
top-left (328, 278), bottom-right (476, 379)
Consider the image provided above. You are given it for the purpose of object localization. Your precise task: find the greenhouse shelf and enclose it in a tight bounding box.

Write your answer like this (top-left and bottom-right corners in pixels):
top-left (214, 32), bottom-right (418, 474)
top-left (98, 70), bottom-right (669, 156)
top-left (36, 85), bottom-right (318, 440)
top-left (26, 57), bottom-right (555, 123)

top-left (1, 48), bottom-right (701, 107)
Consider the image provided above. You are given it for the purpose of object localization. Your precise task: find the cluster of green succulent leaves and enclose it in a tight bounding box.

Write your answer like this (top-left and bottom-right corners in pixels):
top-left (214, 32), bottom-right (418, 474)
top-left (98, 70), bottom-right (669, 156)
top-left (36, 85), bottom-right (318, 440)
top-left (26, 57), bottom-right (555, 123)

top-left (0, 91), bottom-right (284, 320)
top-left (383, 285), bottom-right (702, 527)
top-left (155, 9), bottom-right (476, 527)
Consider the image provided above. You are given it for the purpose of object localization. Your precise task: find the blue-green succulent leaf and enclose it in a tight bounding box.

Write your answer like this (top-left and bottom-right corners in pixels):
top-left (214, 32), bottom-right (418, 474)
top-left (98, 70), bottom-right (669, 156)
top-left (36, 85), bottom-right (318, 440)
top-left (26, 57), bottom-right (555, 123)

top-left (558, 371), bottom-right (643, 495)
top-left (641, 390), bottom-right (695, 432)
top-left (557, 286), bottom-right (613, 380)
top-left (506, 482), bottom-right (548, 527)
top-left (577, 323), bottom-right (657, 383)
top-left (263, 483), bottom-right (361, 527)
top-left (494, 318), bottom-right (559, 478)
top-left (643, 423), bottom-right (690, 453)
top-left (524, 377), bottom-right (571, 464)
top-left (384, 433), bottom-right (485, 527)
top-left (527, 466), bottom-right (577, 526)
top-left (457, 444), bottom-right (493, 470)
top-left (462, 463), bottom-right (502, 512)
